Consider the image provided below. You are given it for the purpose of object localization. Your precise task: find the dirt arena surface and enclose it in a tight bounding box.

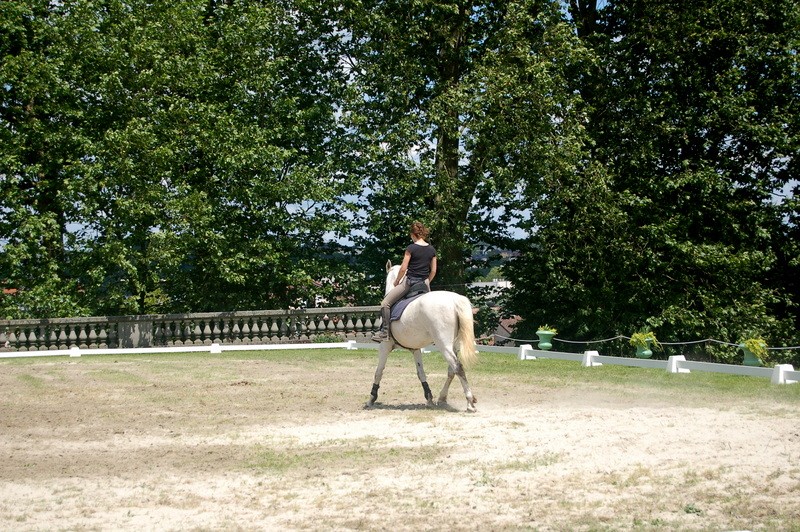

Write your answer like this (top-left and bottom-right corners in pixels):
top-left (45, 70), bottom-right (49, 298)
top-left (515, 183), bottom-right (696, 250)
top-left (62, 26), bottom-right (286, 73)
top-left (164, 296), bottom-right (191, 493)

top-left (1, 348), bottom-right (798, 531)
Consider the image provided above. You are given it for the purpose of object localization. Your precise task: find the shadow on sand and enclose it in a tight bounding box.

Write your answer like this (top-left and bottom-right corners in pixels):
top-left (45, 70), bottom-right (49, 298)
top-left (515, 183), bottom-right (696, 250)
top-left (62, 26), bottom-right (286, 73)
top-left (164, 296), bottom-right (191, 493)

top-left (363, 401), bottom-right (461, 413)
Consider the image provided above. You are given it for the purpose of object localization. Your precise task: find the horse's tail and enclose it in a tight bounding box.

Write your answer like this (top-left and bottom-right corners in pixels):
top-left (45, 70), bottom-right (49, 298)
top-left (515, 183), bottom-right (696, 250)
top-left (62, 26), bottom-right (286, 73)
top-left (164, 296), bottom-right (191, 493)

top-left (455, 296), bottom-right (478, 369)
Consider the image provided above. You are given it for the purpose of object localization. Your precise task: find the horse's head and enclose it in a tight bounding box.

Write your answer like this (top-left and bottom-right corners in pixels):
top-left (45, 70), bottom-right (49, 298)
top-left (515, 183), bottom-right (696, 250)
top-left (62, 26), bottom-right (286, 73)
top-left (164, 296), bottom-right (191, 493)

top-left (384, 260), bottom-right (403, 294)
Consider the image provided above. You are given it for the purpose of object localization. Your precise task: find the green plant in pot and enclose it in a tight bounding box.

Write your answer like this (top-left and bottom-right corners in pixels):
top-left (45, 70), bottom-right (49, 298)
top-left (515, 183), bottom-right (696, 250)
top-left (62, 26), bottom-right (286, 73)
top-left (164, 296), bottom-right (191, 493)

top-left (535, 325), bottom-right (557, 351)
top-left (739, 337), bottom-right (768, 367)
top-left (629, 331), bottom-right (661, 359)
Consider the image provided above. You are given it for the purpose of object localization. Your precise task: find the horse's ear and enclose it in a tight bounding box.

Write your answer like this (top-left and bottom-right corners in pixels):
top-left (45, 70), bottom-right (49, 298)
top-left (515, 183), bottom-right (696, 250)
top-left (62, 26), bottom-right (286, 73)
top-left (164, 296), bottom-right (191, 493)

top-left (385, 260), bottom-right (392, 272)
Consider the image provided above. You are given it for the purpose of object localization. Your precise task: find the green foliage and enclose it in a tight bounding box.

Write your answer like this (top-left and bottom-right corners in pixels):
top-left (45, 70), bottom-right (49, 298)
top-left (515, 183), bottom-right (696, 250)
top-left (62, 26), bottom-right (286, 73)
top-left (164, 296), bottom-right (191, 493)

top-left (629, 331), bottom-right (661, 351)
top-left (506, 0), bottom-right (800, 358)
top-left (740, 337), bottom-right (769, 364)
top-left (340, 0), bottom-right (589, 292)
top-left (1, 0), bottom-right (359, 317)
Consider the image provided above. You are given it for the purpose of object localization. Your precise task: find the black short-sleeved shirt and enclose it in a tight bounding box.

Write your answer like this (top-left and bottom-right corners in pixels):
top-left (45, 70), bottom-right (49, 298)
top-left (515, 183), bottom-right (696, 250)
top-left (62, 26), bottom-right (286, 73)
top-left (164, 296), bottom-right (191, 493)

top-left (406, 243), bottom-right (436, 280)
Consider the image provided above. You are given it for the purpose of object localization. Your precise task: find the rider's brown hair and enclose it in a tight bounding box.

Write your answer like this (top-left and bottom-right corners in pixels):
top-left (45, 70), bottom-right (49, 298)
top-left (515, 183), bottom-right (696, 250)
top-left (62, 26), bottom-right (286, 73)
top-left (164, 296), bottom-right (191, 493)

top-left (410, 221), bottom-right (429, 239)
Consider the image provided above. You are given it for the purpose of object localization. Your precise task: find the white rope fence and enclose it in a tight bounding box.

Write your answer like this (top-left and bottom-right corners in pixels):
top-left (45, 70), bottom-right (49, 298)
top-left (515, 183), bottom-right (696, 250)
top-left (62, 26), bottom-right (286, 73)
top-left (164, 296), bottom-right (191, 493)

top-left (494, 334), bottom-right (800, 351)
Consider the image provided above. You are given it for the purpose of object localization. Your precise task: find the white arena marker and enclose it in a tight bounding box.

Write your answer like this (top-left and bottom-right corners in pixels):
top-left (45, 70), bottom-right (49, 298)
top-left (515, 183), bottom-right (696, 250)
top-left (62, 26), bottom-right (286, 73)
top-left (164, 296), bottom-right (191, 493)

top-left (518, 344), bottom-right (535, 360)
top-left (69, 346), bottom-right (81, 358)
top-left (210, 343), bottom-right (222, 354)
top-left (771, 364), bottom-right (797, 385)
top-left (581, 350), bottom-right (602, 367)
top-left (667, 355), bottom-right (690, 374)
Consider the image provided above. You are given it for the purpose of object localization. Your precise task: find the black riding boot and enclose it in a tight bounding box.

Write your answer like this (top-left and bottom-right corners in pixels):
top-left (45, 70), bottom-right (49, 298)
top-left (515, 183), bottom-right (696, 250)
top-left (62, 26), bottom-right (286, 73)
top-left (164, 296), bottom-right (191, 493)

top-left (372, 307), bottom-right (391, 342)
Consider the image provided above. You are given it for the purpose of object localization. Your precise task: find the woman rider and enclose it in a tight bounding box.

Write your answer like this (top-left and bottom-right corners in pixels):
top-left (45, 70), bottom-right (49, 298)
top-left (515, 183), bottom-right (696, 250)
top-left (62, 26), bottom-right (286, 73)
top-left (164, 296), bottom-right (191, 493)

top-left (372, 221), bottom-right (437, 342)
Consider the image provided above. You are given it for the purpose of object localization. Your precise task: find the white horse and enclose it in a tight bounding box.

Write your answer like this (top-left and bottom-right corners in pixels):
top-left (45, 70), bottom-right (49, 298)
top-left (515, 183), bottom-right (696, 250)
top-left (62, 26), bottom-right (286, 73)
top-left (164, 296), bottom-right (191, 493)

top-left (366, 261), bottom-right (479, 412)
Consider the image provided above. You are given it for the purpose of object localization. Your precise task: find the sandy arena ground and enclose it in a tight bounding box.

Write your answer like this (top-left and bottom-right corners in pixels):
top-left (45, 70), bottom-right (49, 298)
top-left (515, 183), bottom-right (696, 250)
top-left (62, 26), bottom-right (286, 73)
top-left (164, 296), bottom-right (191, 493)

top-left (1, 349), bottom-right (798, 531)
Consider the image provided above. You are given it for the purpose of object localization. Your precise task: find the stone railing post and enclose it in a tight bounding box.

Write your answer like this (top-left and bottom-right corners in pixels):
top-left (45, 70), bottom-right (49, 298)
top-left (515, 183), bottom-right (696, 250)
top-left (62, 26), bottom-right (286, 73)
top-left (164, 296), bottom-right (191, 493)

top-left (116, 316), bottom-right (153, 348)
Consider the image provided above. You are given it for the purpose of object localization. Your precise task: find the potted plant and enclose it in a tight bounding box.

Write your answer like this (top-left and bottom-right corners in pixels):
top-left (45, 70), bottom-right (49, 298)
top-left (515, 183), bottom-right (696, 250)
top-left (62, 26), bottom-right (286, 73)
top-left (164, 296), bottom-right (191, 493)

top-left (739, 337), bottom-right (768, 367)
top-left (535, 325), bottom-right (557, 351)
top-left (629, 331), bottom-right (661, 359)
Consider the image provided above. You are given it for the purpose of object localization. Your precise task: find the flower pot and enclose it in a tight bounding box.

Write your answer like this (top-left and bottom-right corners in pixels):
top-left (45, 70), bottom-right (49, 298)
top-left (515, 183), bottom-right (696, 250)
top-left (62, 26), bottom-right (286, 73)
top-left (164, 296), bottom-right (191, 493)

top-left (536, 330), bottom-right (556, 351)
top-left (740, 344), bottom-right (763, 367)
top-left (635, 340), bottom-right (653, 359)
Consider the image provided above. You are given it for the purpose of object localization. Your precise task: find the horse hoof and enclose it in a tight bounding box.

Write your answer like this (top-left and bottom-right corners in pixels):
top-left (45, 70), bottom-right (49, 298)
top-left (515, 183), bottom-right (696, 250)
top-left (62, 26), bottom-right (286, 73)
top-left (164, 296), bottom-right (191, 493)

top-left (465, 395), bottom-right (477, 412)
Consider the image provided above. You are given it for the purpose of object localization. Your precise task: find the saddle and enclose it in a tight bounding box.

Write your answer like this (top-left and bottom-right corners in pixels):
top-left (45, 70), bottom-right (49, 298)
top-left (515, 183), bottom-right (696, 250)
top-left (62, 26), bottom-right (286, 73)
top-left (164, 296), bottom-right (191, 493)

top-left (389, 281), bottom-right (430, 322)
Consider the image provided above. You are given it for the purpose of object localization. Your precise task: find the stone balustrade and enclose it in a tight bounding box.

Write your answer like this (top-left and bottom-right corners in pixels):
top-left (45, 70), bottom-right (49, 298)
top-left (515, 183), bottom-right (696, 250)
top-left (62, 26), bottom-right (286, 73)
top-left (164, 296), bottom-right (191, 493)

top-left (0, 306), bottom-right (382, 352)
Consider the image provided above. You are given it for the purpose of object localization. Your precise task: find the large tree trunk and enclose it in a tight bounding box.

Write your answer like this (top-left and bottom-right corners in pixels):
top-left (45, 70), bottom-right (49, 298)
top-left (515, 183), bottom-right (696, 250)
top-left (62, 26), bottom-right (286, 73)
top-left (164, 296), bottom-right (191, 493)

top-left (432, 125), bottom-right (468, 293)
top-left (430, 9), bottom-right (469, 294)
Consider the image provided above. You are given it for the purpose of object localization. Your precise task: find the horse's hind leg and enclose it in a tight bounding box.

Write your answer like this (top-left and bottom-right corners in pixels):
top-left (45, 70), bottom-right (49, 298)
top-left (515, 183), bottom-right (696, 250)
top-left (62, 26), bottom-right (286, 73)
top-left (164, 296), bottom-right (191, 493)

top-left (437, 366), bottom-right (455, 405)
top-left (455, 366), bottom-right (477, 412)
top-left (412, 349), bottom-right (434, 407)
top-left (437, 347), bottom-right (477, 412)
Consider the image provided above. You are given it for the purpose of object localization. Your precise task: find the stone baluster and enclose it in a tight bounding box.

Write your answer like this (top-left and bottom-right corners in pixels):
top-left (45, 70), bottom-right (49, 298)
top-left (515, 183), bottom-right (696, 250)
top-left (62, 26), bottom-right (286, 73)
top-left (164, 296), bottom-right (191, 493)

top-left (190, 322), bottom-right (201, 345)
top-left (252, 319), bottom-right (264, 343)
top-left (153, 320), bottom-right (164, 346)
top-left (211, 320), bottom-right (222, 343)
top-left (98, 325), bottom-right (108, 348)
top-left (18, 328), bottom-right (30, 351)
top-left (164, 320), bottom-right (174, 346)
top-left (48, 328), bottom-right (58, 350)
top-left (177, 321), bottom-right (188, 346)
top-left (88, 325), bottom-right (98, 349)
top-left (33, 327), bottom-right (45, 350)
top-left (160, 320), bottom-right (172, 346)
top-left (58, 326), bottom-right (69, 349)
top-left (40, 325), bottom-right (49, 350)
top-left (7, 329), bottom-right (19, 350)
top-left (202, 320), bottom-right (212, 345)
top-left (109, 322), bottom-right (120, 348)
top-left (77, 325), bottom-right (88, 348)
top-left (267, 318), bottom-right (278, 343)
top-left (279, 317), bottom-right (290, 342)
top-left (241, 320), bottom-right (252, 344)
top-left (218, 319), bottom-right (229, 344)
top-left (354, 316), bottom-right (365, 340)
top-left (344, 315), bottom-right (356, 340)
top-left (68, 326), bottom-right (78, 347)
top-left (231, 321), bottom-right (242, 344)
top-left (364, 316), bottom-right (375, 337)
top-left (28, 326), bottom-right (40, 350)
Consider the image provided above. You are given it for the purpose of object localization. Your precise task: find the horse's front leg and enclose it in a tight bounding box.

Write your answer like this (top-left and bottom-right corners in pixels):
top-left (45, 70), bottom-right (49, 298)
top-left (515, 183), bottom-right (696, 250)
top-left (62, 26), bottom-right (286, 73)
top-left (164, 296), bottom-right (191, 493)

top-left (412, 349), bottom-right (434, 407)
top-left (366, 342), bottom-right (392, 407)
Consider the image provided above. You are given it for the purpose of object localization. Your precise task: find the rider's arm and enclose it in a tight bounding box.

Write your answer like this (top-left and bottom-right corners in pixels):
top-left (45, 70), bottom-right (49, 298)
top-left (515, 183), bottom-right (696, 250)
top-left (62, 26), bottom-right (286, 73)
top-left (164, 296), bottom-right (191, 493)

top-left (427, 256), bottom-right (437, 284)
top-left (395, 250), bottom-right (411, 286)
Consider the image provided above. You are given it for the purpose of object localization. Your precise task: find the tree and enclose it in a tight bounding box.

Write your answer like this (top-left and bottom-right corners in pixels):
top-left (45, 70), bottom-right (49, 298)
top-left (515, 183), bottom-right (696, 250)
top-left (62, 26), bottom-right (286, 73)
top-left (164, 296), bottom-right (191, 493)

top-left (2, 0), bottom-right (357, 317)
top-left (507, 0), bottom-right (800, 361)
top-left (338, 0), bottom-right (589, 296)
top-left (0, 1), bottom-right (93, 317)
